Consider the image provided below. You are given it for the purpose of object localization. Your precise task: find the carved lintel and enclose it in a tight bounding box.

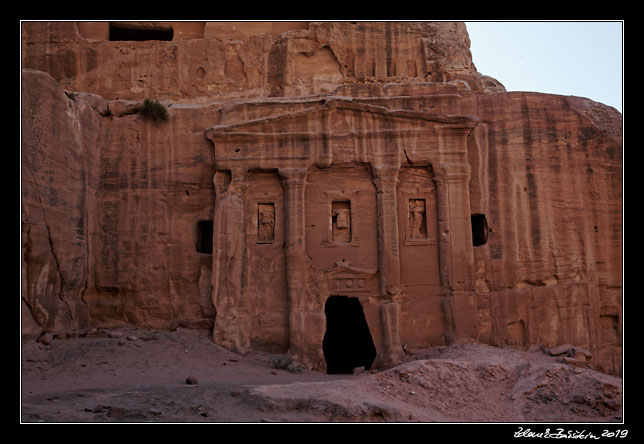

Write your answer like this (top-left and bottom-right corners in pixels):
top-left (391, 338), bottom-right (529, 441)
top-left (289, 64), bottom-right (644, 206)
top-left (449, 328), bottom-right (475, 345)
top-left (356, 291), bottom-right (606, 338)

top-left (325, 260), bottom-right (378, 294)
top-left (326, 259), bottom-right (378, 274)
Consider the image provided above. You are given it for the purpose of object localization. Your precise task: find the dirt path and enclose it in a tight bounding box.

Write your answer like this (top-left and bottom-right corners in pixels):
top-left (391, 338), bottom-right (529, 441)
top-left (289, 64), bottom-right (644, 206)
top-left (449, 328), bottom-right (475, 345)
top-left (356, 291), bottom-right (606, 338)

top-left (21, 327), bottom-right (623, 423)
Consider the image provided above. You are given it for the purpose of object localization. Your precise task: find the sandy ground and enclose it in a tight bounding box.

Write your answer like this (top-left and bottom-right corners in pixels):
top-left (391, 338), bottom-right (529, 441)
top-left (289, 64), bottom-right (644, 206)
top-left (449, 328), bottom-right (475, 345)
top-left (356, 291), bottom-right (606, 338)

top-left (20, 327), bottom-right (623, 424)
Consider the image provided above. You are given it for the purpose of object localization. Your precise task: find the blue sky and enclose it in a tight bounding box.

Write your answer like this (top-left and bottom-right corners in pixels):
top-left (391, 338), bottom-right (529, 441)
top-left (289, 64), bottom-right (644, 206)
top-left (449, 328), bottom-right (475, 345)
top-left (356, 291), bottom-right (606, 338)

top-left (464, 21), bottom-right (623, 113)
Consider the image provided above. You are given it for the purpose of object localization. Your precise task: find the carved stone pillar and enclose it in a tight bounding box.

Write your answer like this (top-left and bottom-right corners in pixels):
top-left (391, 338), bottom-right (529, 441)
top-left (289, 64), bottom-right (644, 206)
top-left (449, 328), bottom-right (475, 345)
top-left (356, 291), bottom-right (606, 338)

top-left (373, 166), bottom-right (401, 297)
top-left (433, 162), bottom-right (478, 343)
top-left (211, 169), bottom-right (250, 354)
top-left (279, 168), bottom-right (313, 364)
top-left (372, 165), bottom-right (404, 367)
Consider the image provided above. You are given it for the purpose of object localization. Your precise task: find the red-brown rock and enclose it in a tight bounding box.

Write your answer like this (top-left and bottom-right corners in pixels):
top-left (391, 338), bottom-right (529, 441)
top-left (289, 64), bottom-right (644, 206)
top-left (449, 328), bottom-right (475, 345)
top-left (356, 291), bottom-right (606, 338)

top-left (21, 22), bottom-right (622, 376)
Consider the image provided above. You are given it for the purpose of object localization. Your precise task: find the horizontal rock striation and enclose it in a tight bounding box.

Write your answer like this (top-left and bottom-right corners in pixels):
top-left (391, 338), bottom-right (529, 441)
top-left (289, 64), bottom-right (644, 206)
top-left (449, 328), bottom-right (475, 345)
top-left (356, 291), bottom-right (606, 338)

top-left (21, 22), bottom-right (621, 376)
top-left (21, 21), bottom-right (502, 102)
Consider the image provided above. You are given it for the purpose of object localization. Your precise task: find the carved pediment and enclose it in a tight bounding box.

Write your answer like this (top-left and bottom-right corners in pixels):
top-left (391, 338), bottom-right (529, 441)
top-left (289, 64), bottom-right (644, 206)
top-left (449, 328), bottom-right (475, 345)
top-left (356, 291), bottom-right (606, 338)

top-left (204, 97), bottom-right (479, 171)
top-left (205, 97), bottom-right (478, 141)
top-left (325, 259), bottom-right (378, 293)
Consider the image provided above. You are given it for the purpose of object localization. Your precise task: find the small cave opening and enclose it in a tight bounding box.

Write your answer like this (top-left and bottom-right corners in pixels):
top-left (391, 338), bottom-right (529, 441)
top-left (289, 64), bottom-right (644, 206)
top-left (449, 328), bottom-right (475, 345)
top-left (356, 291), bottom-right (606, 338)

top-left (109, 24), bottom-right (174, 41)
top-left (322, 296), bottom-right (377, 374)
top-left (196, 220), bottom-right (213, 254)
top-left (471, 213), bottom-right (489, 247)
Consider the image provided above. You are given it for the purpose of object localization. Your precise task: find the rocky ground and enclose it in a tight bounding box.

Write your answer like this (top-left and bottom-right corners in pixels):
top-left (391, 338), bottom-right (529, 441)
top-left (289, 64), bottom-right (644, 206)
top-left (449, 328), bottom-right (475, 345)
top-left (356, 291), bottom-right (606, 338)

top-left (20, 327), bottom-right (623, 424)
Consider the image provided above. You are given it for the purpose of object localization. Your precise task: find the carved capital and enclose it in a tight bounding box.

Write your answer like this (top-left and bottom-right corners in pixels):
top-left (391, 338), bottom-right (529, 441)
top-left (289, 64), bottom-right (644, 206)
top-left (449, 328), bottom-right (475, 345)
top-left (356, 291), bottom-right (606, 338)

top-left (372, 165), bottom-right (400, 192)
top-left (432, 162), bottom-right (471, 184)
top-left (279, 167), bottom-right (308, 189)
top-left (226, 167), bottom-right (248, 194)
top-left (213, 170), bottom-right (231, 195)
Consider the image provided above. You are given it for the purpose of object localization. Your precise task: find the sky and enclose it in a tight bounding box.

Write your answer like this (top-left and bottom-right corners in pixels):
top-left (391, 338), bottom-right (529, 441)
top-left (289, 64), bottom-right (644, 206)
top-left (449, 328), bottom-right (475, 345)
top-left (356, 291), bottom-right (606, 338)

top-left (464, 21), bottom-right (623, 113)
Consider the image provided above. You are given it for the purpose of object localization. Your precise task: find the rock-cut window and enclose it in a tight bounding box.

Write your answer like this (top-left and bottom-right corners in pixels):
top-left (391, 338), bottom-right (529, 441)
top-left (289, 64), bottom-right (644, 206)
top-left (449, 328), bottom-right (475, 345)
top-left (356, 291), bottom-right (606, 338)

top-left (109, 24), bottom-right (174, 41)
top-left (471, 213), bottom-right (489, 247)
top-left (196, 220), bottom-right (213, 254)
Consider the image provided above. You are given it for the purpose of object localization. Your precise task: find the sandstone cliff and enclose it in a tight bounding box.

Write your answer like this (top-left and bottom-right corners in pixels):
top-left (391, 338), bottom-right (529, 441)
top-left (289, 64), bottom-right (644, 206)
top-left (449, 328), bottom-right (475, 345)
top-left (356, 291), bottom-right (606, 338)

top-left (21, 21), bottom-right (622, 376)
top-left (21, 21), bottom-right (503, 102)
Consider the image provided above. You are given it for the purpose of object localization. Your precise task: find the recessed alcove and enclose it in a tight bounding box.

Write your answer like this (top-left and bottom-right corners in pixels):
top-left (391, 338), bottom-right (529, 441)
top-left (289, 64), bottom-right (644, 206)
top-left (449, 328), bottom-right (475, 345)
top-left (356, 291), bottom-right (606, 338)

top-left (109, 24), bottom-right (174, 41)
top-left (471, 213), bottom-right (489, 247)
top-left (196, 220), bottom-right (213, 254)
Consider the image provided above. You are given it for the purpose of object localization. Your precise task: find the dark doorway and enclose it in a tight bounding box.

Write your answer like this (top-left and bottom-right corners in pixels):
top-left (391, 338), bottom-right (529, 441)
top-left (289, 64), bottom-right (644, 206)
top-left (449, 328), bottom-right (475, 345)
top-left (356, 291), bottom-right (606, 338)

top-left (323, 296), bottom-right (377, 374)
top-left (109, 24), bottom-right (174, 41)
top-left (196, 220), bottom-right (213, 254)
top-left (471, 213), bottom-right (489, 247)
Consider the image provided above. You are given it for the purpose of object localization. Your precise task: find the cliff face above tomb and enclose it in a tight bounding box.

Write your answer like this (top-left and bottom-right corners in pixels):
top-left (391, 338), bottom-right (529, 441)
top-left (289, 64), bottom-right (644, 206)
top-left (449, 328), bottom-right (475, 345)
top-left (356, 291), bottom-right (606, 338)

top-left (21, 22), bottom-right (621, 375)
top-left (21, 21), bottom-right (504, 102)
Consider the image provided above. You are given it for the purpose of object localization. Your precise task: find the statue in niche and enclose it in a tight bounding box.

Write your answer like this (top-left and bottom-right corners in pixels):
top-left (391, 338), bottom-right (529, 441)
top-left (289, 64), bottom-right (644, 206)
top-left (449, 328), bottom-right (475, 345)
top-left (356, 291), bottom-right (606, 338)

top-left (332, 201), bottom-right (351, 242)
top-left (257, 203), bottom-right (275, 243)
top-left (409, 199), bottom-right (427, 240)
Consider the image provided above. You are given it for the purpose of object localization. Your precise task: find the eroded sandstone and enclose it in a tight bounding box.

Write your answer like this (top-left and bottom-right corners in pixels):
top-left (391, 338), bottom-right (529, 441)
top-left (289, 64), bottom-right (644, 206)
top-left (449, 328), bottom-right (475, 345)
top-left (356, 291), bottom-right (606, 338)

top-left (21, 21), bottom-right (622, 376)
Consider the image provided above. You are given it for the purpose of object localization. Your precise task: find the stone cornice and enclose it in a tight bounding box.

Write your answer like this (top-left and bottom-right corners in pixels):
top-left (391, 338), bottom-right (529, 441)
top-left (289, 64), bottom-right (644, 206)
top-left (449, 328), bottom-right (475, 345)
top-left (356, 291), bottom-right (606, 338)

top-left (204, 97), bottom-right (479, 141)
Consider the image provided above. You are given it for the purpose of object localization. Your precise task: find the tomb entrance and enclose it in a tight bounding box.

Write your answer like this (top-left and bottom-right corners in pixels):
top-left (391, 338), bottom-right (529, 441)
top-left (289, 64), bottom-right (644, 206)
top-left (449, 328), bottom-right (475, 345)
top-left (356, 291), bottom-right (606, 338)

top-left (205, 99), bottom-right (480, 368)
top-left (322, 295), bottom-right (377, 374)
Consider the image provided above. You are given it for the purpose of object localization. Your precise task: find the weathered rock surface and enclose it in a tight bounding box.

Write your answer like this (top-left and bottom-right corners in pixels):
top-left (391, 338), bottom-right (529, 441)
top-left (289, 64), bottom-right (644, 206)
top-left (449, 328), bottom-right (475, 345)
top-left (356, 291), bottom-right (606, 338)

top-left (21, 22), bottom-right (622, 377)
top-left (20, 331), bottom-right (622, 423)
top-left (21, 69), bottom-right (100, 335)
top-left (21, 21), bottom-right (501, 102)
top-left (249, 344), bottom-right (622, 422)
top-left (21, 69), bottom-right (220, 336)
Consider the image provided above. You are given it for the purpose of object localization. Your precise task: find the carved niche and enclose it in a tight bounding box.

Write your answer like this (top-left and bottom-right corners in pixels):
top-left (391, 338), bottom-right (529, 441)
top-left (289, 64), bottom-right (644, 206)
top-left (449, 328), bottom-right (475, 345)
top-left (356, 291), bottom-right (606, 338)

top-left (398, 167), bottom-right (437, 246)
top-left (257, 203), bottom-right (275, 243)
top-left (408, 198), bottom-right (427, 240)
top-left (323, 190), bottom-right (360, 246)
top-left (332, 201), bottom-right (351, 243)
